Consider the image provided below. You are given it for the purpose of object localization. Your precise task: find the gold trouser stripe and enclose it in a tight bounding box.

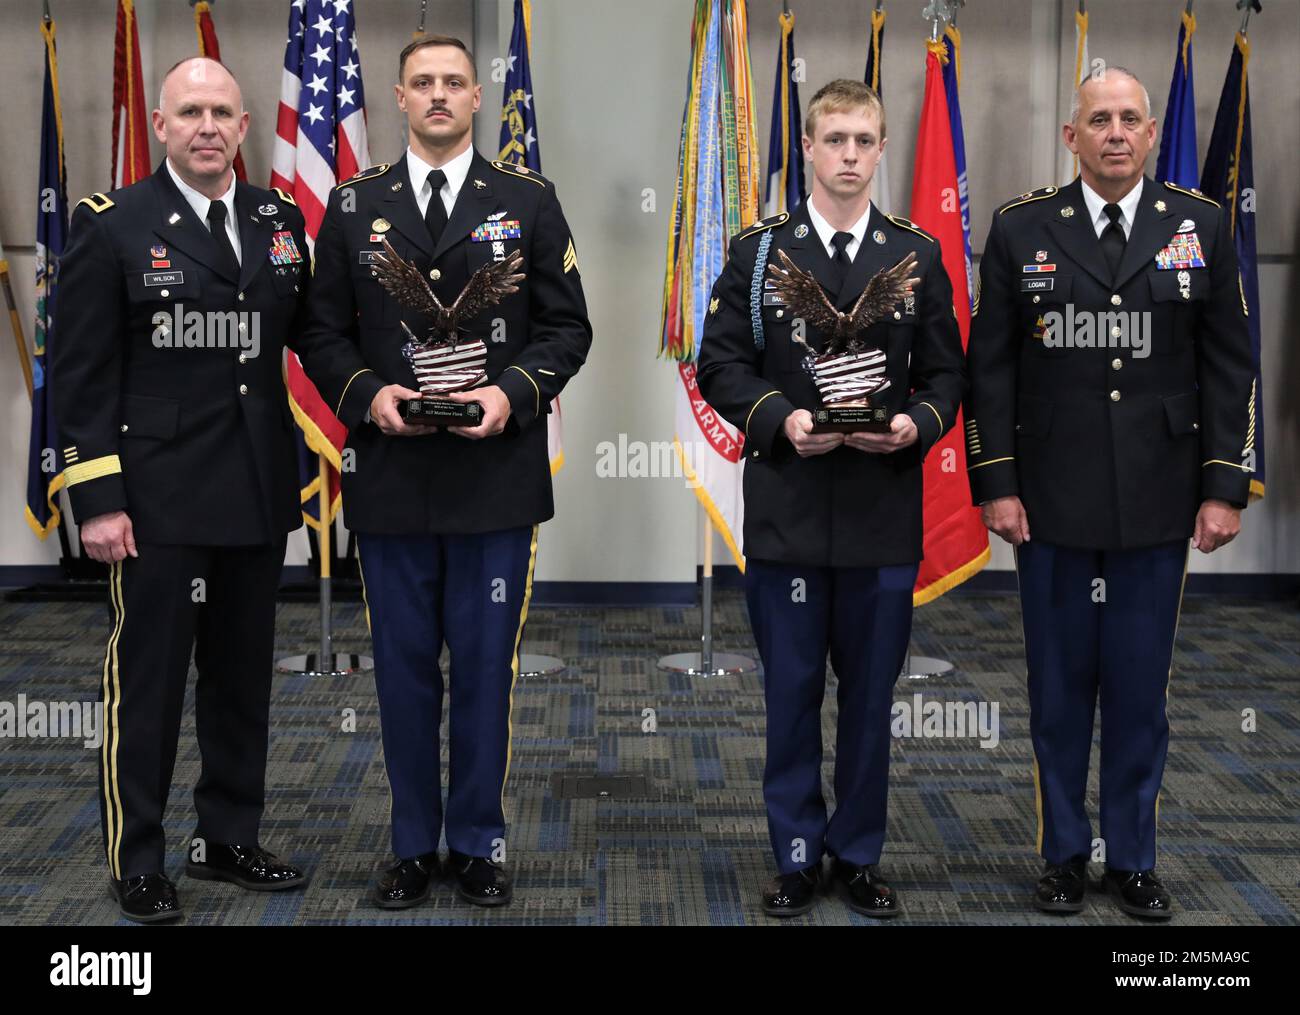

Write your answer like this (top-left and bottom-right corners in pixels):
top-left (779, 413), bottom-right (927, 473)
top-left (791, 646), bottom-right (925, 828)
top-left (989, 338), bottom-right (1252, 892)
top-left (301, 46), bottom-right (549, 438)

top-left (501, 525), bottom-right (540, 818)
top-left (1155, 545), bottom-right (1192, 831)
top-left (355, 542), bottom-right (372, 637)
top-left (100, 560), bottom-right (126, 879)
top-left (65, 455), bottom-right (122, 487)
top-left (744, 390), bottom-right (782, 436)
top-left (335, 368), bottom-right (374, 417)
top-left (967, 456), bottom-right (1014, 471)
top-left (506, 365), bottom-right (540, 417)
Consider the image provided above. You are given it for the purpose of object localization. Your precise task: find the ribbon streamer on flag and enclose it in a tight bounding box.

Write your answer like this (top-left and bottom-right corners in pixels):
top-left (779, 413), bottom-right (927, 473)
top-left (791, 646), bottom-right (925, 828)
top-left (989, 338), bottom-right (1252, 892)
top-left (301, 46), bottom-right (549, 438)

top-left (112, 0), bottom-right (150, 189)
top-left (270, 0), bottom-right (370, 530)
top-left (1200, 29), bottom-right (1264, 501)
top-left (863, 2), bottom-right (893, 215)
top-left (498, 0), bottom-right (565, 475)
top-left (661, 0), bottom-right (760, 568)
top-left (1060, 1), bottom-right (1089, 184)
top-left (763, 8), bottom-right (804, 217)
top-left (908, 37), bottom-right (988, 603)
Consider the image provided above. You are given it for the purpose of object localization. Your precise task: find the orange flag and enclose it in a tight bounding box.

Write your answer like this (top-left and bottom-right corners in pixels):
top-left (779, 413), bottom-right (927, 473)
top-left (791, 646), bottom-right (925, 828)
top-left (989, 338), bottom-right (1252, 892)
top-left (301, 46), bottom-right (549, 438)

top-left (908, 40), bottom-right (988, 604)
top-left (111, 0), bottom-right (150, 188)
top-left (193, 0), bottom-right (247, 181)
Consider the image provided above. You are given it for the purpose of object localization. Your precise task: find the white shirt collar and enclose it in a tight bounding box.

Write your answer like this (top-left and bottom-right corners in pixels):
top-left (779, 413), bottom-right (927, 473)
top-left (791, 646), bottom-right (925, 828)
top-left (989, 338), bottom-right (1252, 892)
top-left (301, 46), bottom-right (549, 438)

top-left (805, 197), bottom-right (872, 259)
top-left (1079, 176), bottom-right (1144, 240)
top-left (165, 158), bottom-right (237, 228)
top-left (407, 144), bottom-right (475, 212)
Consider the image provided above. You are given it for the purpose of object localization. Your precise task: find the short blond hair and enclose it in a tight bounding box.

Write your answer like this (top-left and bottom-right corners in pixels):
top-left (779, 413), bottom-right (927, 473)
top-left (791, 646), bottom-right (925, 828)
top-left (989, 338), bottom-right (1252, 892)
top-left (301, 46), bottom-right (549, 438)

top-left (804, 79), bottom-right (886, 141)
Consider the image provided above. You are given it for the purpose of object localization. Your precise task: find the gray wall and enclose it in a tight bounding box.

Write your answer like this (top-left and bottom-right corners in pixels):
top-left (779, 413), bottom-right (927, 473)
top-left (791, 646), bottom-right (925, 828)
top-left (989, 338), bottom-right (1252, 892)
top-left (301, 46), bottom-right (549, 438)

top-left (2, 0), bottom-right (1296, 583)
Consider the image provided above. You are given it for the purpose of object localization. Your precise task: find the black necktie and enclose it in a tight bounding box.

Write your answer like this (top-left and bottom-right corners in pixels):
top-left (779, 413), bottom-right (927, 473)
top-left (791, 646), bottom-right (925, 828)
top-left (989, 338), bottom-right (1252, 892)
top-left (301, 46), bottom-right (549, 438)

top-left (1100, 202), bottom-right (1126, 281)
top-left (205, 200), bottom-right (240, 278)
top-left (828, 230), bottom-right (855, 292)
top-left (425, 169), bottom-right (448, 246)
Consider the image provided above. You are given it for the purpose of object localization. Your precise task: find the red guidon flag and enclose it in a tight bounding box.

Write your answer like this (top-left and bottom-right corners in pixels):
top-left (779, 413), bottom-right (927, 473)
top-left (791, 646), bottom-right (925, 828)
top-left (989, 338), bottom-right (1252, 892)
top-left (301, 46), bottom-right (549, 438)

top-left (907, 40), bottom-right (989, 604)
top-left (193, 0), bottom-right (248, 182)
top-left (111, 0), bottom-right (150, 188)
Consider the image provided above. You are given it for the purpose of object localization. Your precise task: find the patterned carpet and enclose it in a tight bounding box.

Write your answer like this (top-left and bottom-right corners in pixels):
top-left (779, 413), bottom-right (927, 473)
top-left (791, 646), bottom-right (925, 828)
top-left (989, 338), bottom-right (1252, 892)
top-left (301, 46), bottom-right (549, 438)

top-left (0, 589), bottom-right (1296, 926)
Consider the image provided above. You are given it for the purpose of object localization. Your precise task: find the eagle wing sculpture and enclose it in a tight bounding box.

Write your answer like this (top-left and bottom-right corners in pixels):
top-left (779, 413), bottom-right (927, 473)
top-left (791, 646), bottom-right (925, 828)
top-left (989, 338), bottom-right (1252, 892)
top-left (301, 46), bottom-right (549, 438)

top-left (846, 252), bottom-right (921, 334)
top-left (449, 249), bottom-right (526, 322)
top-left (764, 249), bottom-right (843, 336)
top-left (371, 237), bottom-right (445, 318)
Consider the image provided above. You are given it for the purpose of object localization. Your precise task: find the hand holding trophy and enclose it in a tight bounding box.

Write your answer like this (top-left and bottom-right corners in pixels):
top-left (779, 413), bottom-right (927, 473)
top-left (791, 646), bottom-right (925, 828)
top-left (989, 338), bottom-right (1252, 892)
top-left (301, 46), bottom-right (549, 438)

top-left (765, 249), bottom-right (920, 433)
top-left (370, 238), bottom-right (526, 427)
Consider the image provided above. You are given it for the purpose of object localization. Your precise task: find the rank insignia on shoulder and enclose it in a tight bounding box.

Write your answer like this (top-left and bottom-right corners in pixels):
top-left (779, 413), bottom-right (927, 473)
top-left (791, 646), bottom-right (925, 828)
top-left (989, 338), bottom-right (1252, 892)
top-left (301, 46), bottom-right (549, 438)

top-left (491, 160), bottom-right (546, 187)
top-left (563, 237), bottom-right (578, 274)
top-left (272, 187), bottom-right (297, 207)
top-left (77, 192), bottom-right (115, 214)
top-left (335, 164), bottom-right (391, 189)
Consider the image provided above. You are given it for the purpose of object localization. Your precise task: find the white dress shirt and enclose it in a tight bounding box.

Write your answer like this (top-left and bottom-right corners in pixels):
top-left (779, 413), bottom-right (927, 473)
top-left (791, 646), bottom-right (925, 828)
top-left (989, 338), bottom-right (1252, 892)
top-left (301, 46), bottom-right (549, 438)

top-left (1080, 177), bottom-right (1144, 241)
top-left (406, 143), bottom-right (475, 219)
top-left (806, 197), bottom-right (872, 261)
top-left (166, 158), bottom-right (240, 264)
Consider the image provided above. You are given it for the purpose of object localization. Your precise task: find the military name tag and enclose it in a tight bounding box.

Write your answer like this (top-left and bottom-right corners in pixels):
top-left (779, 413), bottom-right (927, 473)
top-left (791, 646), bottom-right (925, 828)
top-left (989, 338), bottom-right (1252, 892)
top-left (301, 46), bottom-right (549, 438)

top-left (470, 219), bottom-right (522, 242)
top-left (143, 271), bottom-right (183, 286)
top-left (1020, 277), bottom-right (1054, 292)
top-left (358, 250), bottom-right (383, 265)
top-left (762, 292), bottom-right (787, 306)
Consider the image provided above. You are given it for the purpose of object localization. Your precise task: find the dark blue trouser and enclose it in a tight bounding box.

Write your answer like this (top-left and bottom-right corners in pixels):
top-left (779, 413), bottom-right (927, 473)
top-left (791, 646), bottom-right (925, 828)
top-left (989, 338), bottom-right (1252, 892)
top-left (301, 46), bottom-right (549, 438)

top-left (745, 558), bottom-right (918, 874)
top-left (357, 525), bottom-right (537, 860)
top-left (1015, 539), bottom-right (1188, 871)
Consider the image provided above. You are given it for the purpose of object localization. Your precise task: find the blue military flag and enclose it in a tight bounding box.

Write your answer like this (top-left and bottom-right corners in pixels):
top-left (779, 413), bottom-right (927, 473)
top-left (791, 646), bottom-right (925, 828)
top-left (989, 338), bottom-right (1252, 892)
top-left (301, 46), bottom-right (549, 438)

top-left (1200, 30), bottom-right (1264, 500)
top-left (941, 22), bottom-right (973, 311)
top-left (498, 0), bottom-right (541, 172)
top-left (763, 8), bottom-right (804, 216)
top-left (1156, 8), bottom-right (1198, 188)
top-left (26, 15), bottom-right (68, 539)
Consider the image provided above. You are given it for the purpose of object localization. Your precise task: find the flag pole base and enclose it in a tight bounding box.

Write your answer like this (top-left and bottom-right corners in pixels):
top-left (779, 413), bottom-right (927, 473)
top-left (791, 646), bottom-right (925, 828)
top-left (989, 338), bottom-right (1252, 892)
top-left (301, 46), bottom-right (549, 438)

top-left (518, 652), bottom-right (566, 677)
top-left (656, 651), bottom-right (755, 677)
top-left (275, 652), bottom-right (373, 677)
top-left (903, 655), bottom-right (954, 680)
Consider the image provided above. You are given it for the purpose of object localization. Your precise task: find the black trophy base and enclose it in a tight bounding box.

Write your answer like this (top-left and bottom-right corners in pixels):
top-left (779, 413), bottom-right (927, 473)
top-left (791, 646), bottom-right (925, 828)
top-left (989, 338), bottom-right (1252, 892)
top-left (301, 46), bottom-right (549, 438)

top-left (811, 405), bottom-right (892, 433)
top-left (399, 397), bottom-right (483, 427)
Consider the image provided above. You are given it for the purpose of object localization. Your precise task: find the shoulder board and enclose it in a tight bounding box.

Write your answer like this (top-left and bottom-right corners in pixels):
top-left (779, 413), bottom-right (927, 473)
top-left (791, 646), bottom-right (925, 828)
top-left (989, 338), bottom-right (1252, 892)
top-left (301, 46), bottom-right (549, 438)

top-left (886, 213), bottom-right (935, 242)
top-left (736, 212), bottom-right (788, 240)
top-left (272, 187), bottom-right (297, 207)
top-left (334, 163), bottom-right (391, 189)
top-left (1162, 181), bottom-right (1220, 207)
top-left (76, 193), bottom-right (115, 215)
top-left (491, 160), bottom-right (548, 187)
top-left (997, 185), bottom-right (1060, 215)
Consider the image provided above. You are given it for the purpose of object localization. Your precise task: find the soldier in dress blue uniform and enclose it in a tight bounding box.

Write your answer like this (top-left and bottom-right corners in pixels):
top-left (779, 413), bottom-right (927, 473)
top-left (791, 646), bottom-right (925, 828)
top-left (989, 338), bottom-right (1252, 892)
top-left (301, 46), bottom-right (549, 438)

top-left (53, 59), bottom-right (376, 922)
top-left (966, 67), bottom-right (1255, 919)
top-left (300, 36), bottom-right (592, 909)
top-left (697, 80), bottom-right (966, 918)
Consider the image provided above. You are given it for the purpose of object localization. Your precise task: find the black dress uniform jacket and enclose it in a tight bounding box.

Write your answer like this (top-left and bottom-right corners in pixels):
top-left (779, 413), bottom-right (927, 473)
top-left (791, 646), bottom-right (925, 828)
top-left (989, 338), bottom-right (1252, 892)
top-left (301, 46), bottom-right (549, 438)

top-left (299, 151), bottom-right (593, 534)
top-left (696, 200), bottom-right (967, 567)
top-left (52, 162), bottom-right (372, 544)
top-left (964, 177), bottom-right (1256, 549)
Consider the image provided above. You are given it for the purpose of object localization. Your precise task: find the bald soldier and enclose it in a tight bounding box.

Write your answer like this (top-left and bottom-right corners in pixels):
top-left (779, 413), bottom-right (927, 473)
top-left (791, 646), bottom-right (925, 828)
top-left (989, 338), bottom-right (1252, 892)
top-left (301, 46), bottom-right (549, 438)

top-left (965, 67), bottom-right (1255, 919)
top-left (53, 58), bottom-right (373, 922)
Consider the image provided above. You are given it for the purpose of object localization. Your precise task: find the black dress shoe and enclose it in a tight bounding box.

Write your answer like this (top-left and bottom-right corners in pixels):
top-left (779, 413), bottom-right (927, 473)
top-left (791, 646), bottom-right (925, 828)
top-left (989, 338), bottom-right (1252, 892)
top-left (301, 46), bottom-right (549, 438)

top-left (1104, 868), bottom-right (1173, 920)
top-left (830, 858), bottom-right (901, 918)
top-left (448, 850), bottom-right (513, 907)
top-left (185, 842), bottom-right (306, 891)
top-left (762, 863), bottom-right (823, 917)
top-left (109, 873), bottom-right (182, 924)
top-left (374, 853), bottom-right (440, 909)
top-left (1034, 857), bottom-right (1087, 914)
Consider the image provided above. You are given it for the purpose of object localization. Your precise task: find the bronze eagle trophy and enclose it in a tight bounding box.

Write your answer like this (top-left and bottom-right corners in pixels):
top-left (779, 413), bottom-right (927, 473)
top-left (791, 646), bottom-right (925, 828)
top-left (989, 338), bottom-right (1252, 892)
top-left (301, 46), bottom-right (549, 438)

top-left (764, 249), bottom-right (920, 432)
top-left (370, 237), bottom-right (525, 425)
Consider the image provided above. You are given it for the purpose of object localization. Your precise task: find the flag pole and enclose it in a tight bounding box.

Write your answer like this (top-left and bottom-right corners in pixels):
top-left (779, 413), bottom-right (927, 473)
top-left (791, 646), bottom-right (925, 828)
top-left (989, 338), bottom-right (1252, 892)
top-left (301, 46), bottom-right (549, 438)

top-left (0, 254), bottom-right (33, 399)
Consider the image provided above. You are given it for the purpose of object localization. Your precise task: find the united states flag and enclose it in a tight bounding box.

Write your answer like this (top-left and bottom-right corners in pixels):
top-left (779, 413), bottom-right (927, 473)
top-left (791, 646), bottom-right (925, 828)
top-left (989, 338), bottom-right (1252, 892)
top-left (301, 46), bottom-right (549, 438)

top-left (271, 0), bottom-right (370, 530)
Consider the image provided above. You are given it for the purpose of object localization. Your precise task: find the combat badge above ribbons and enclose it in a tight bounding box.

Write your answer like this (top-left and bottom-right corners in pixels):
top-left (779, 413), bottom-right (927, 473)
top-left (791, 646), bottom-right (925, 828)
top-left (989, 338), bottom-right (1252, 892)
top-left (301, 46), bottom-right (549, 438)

top-left (269, 230), bottom-right (304, 265)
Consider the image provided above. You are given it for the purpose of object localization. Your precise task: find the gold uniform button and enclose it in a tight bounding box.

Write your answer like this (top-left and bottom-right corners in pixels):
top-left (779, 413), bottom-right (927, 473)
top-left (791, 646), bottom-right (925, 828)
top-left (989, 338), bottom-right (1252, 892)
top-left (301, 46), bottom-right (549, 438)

top-left (1032, 295), bottom-right (1041, 304)
top-left (120, 424), bottom-right (129, 433)
top-left (775, 309), bottom-right (784, 319)
top-left (1111, 358), bottom-right (1123, 370)
top-left (238, 321), bottom-right (247, 332)
top-left (1110, 389), bottom-right (1121, 402)
top-left (1192, 422), bottom-right (1200, 431)
top-left (1110, 294), bottom-right (1122, 306)
top-left (238, 292), bottom-right (246, 302)
top-left (238, 353), bottom-right (247, 364)
top-left (429, 269), bottom-right (441, 281)
top-left (239, 384), bottom-right (249, 395)
top-left (1110, 326), bottom-right (1122, 339)
top-left (752, 450), bottom-right (759, 458)
top-left (159, 289), bottom-right (169, 298)
top-left (893, 311), bottom-right (902, 320)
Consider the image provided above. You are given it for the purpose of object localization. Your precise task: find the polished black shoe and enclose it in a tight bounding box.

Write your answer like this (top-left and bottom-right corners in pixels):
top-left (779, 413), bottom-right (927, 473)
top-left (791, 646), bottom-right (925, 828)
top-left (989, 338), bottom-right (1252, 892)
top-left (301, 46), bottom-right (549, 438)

top-left (373, 853), bottom-right (440, 909)
top-left (448, 850), bottom-right (513, 906)
top-left (830, 858), bottom-right (901, 918)
top-left (762, 863), bottom-right (823, 918)
top-left (1104, 868), bottom-right (1173, 920)
top-left (1034, 857), bottom-right (1088, 914)
top-left (185, 841), bottom-right (306, 892)
top-left (109, 873), bottom-right (183, 924)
